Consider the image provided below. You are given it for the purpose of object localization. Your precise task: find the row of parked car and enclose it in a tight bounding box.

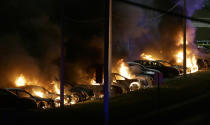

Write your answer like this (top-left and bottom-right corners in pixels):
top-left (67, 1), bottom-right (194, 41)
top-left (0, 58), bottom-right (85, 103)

top-left (1, 59), bottom-right (208, 110)
top-left (0, 60), bottom-right (178, 110)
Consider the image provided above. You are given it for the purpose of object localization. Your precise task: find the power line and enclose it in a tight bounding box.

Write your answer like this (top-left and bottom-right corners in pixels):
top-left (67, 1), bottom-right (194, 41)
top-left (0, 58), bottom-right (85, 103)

top-left (151, 0), bottom-right (181, 20)
top-left (115, 0), bottom-right (210, 24)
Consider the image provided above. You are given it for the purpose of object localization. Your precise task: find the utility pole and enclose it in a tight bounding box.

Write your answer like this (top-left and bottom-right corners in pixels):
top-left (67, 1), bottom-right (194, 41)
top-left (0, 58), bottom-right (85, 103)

top-left (60, 0), bottom-right (65, 108)
top-left (104, 0), bottom-right (112, 124)
top-left (183, 0), bottom-right (187, 76)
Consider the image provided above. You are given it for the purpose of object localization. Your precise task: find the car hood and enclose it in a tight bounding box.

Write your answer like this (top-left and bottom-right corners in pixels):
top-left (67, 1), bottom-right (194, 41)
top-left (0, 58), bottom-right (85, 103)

top-left (145, 68), bottom-right (161, 73)
top-left (33, 96), bottom-right (53, 102)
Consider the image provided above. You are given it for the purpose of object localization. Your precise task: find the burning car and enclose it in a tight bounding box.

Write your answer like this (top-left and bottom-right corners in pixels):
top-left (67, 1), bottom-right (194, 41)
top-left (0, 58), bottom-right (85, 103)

top-left (0, 88), bottom-right (37, 109)
top-left (7, 88), bottom-right (55, 109)
top-left (70, 84), bottom-right (123, 100)
top-left (19, 85), bottom-right (72, 107)
top-left (127, 61), bottom-right (161, 85)
top-left (70, 86), bottom-right (94, 102)
top-left (112, 73), bottom-right (148, 92)
top-left (134, 60), bottom-right (179, 78)
top-left (197, 58), bottom-right (208, 70)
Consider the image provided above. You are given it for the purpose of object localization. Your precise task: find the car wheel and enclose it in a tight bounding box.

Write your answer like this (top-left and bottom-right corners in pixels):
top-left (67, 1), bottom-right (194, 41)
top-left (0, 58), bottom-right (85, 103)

top-left (38, 102), bottom-right (45, 109)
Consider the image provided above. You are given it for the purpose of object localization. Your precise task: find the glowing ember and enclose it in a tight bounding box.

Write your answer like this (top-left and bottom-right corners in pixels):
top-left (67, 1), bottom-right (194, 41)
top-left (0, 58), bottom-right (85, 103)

top-left (140, 53), bottom-right (156, 61)
top-left (34, 91), bottom-right (44, 98)
top-left (15, 74), bottom-right (26, 87)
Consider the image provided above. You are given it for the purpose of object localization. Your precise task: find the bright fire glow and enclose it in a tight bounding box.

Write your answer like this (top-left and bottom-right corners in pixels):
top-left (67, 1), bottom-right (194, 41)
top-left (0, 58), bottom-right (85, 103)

top-left (51, 81), bottom-right (60, 94)
top-left (90, 79), bottom-right (100, 85)
top-left (176, 32), bottom-right (189, 46)
top-left (141, 53), bottom-right (155, 61)
top-left (34, 91), bottom-right (44, 98)
top-left (15, 74), bottom-right (26, 87)
top-left (175, 51), bottom-right (198, 73)
top-left (55, 97), bottom-right (69, 105)
top-left (175, 32), bottom-right (199, 73)
top-left (54, 84), bottom-right (60, 94)
top-left (117, 59), bottom-right (133, 79)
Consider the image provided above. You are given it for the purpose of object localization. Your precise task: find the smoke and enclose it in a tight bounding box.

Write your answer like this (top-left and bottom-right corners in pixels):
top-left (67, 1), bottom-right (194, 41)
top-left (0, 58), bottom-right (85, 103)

top-left (0, 0), bottom-right (206, 88)
top-left (112, 0), bottom-right (159, 62)
top-left (0, 13), bottom-right (61, 88)
top-left (64, 36), bottom-right (104, 84)
top-left (65, 0), bottom-right (160, 84)
top-left (178, 0), bottom-right (205, 16)
top-left (140, 0), bottom-right (206, 63)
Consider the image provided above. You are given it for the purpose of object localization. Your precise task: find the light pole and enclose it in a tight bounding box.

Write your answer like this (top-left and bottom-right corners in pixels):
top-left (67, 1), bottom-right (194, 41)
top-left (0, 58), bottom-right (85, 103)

top-left (60, 0), bottom-right (65, 108)
top-left (104, 0), bottom-right (112, 124)
top-left (183, 0), bottom-right (187, 76)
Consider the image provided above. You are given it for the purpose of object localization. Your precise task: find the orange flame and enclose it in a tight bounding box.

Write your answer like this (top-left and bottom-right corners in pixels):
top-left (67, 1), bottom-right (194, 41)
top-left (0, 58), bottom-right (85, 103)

top-left (90, 79), bottom-right (100, 85)
top-left (140, 53), bottom-right (156, 61)
top-left (33, 91), bottom-right (44, 98)
top-left (117, 59), bottom-right (133, 79)
top-left (175, 51), bottom-right (198, 73)
top-left (15, 74), bottom-right (26, 87)
top-left (175, 32), bottom-right (198, 73)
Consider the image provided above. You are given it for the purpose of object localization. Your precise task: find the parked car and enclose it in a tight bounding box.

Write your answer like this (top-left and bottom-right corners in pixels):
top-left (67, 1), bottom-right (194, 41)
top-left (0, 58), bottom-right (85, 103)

top-left (134, 60), bottom-right (179, 78)
top-left (112, 73), bottom-right (147, 92)
top-left (70, 86), bottom-right (94, 102)
top-left (7, 88), bottom-right (55, 109)
top-left (71, 84), bottom-right (123, 100)
top-left (19, 85), bottom-right (72, 107)
top-left (127, 61), bottom-right (162, 85)
top-left (197, 58), bottom-right (208, 70)
top-left (0, 88), bottom-right (37, 109)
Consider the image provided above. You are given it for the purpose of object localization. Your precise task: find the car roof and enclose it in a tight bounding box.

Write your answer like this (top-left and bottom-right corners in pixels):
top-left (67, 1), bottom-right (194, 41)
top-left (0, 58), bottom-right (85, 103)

top-left (127, 62), bottom-right (146, 67)
top-left (127, 61), bottom-right (142, 65)
top-left (7, 88), bottom-right (26, 91)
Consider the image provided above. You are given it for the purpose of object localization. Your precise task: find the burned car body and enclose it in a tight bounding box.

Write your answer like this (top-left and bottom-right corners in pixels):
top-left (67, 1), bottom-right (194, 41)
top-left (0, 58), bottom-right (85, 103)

top-left (112, 73), bottom-right (147, 92)
top-left (19, 85), bottom-right (72, 107)
top-left (134, 60), bottom-right (179, 78)
top-left (7, 88), bottom-right (55, 109)
top-left (71, 84), bottom-right (123, 100)
top-left (197, 58), bottom-right (208, 70)
top-left (70, 86), bottom-right (94, 102)
top-left (0, 88), bottom-right (37, 109)
top-left (127, 61), bottom-right (161, 85)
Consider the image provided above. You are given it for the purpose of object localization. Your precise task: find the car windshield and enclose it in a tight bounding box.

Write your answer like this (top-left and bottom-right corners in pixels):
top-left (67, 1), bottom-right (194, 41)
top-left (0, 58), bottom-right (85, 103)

top-left (17, 91), bottom-right (31, 98)
top-left (114, 74), bottom-right (126, 80)
top-left (129, 65), bottom-right (144, 74)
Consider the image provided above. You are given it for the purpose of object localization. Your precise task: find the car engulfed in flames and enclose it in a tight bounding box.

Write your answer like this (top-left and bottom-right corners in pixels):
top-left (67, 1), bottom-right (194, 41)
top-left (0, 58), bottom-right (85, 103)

top-left (140, 31), bottom-right (199, 74)
top-left (13, 75), bottom-right (77, 108)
